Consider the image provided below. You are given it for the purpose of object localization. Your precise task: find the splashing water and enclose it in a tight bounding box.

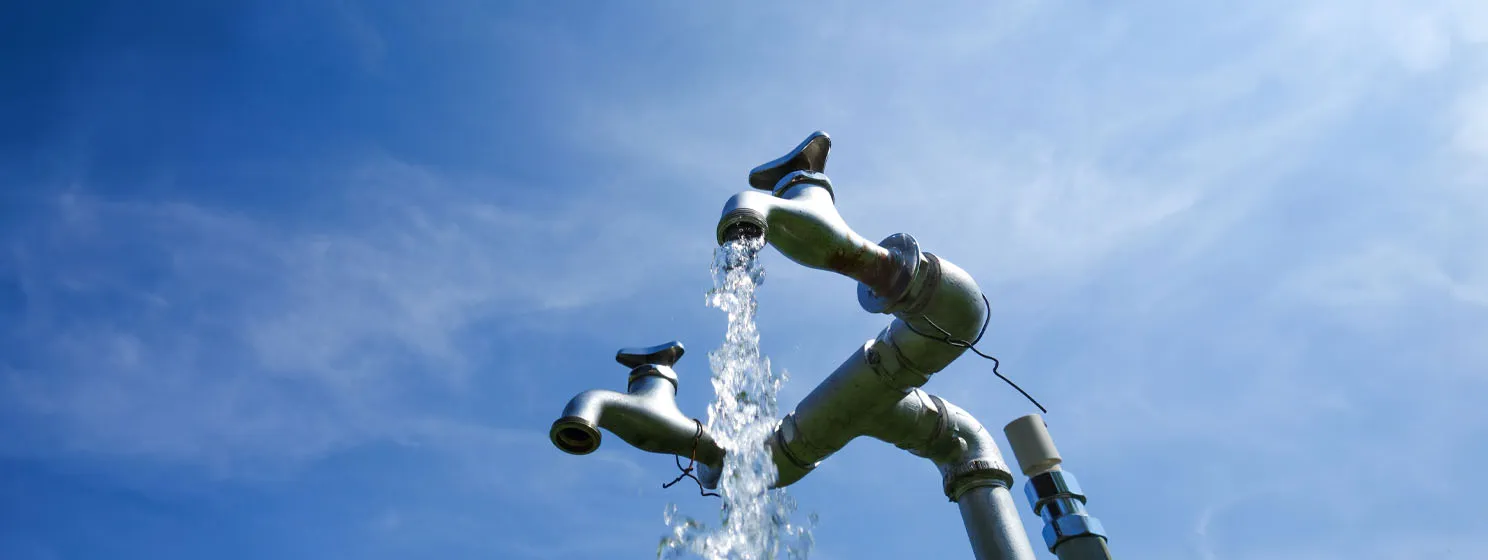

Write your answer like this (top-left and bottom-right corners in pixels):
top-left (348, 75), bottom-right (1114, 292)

top-left (659, 237), bottom-right (815, 560)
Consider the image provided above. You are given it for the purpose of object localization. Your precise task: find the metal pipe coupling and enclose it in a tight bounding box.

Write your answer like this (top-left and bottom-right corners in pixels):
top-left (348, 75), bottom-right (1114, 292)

top-left (1025, 470), bottom-right (1107, 552)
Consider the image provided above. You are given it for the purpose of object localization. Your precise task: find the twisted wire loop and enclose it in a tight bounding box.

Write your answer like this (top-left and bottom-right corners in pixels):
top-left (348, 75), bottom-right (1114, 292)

top-left (661, 418), bottom-right (721, 498)
top-left (902, 293), bottom-right (1049, 414)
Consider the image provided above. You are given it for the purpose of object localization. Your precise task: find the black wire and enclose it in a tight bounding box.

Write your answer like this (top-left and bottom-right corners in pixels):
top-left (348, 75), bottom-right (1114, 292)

top-left (969, 292), bottom-right (991, 346)
top-left (661, 419), bottom-right (720, 498)
top-left (902, 293), bottom-right (1048, 414)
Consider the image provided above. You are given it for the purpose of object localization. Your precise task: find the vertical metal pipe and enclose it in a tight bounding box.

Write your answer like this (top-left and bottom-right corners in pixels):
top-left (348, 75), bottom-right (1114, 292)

top-left (957, 485), bottom-right (1039, 560)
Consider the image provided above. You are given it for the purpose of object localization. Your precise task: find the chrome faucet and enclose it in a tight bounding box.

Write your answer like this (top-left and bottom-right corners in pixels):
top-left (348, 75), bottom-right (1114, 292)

top-left (551, 133), bottom-right (1111, 560)
top-left (717, 132), bottom-right (909, 303)
top-left (550, 341), bottom-right (724, 486)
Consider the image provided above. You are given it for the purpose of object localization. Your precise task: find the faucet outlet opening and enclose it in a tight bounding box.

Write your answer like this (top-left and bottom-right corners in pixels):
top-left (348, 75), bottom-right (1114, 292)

top-left (718, 208), bottom-right (767, 245)
top-left (550, 416), bottom-right (602, 455)
top-left (723, 221), bottom-right (764, 242)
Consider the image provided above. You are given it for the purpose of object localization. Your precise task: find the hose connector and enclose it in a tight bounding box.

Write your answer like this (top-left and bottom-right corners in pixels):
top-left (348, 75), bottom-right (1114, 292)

top-left (1025, 470), bottom-right (1107, 552)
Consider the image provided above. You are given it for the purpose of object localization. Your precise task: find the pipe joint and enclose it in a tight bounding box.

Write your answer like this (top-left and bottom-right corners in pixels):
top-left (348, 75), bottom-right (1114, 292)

top-left (627, 364), bottom-right (678, 392)
top-left (1025, 471), bottom-right (1108, 551)
top-left (879, 255), bottom-right (987, 376)
top-left (773, 170), bottom-right (834, 200)
top-left (772, 414), bottom-right (820, 468)
top-left (1043, 514), bottom-right (1107, 553)
top-left (864, 337), bottom-right (929, 392)
top-left (857, 233), bottom-right (925, 315)
top-left (1026, 470), bottom-right (1086, 514)
top-left (896, 252), bottom-right (943, 317)
top-left (943, 458), bottom-right (1016, 501)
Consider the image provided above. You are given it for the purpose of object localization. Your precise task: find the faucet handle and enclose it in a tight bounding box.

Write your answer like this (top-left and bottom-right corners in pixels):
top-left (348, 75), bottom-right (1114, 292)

top-left (748, 131), bottom-right (831, 191)
top-left (616, 341), bottom-right (686, 369)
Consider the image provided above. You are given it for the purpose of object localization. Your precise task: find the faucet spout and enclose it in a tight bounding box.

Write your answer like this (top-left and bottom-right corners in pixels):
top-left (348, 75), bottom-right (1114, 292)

top-left (719, 134), bottom-right (917, 308)
top-left (718, 182), bottom-right (902, 296)
top-left (549, 342), bottom-right (723, 480)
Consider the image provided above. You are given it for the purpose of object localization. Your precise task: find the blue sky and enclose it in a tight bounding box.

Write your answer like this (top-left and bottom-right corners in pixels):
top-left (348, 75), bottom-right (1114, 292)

top-left (3, 1), bottom-right (1487, 558)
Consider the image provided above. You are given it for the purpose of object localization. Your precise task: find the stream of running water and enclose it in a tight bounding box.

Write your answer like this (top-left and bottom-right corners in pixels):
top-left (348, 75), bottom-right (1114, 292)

top-left (658, 237), bottom-right (815, 560)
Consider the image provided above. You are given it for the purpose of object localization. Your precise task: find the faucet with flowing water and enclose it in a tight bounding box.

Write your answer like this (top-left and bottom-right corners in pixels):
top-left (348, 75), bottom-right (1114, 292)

top-left (550, 132), bottom-right (1111, 560)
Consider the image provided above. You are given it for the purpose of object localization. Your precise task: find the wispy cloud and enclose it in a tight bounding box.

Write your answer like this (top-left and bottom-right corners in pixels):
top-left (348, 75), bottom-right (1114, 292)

top-left (0, 154), bottom-right (710, 477)
top-left (5, 1), bottom-right (1488, 558)
top-left (559, 1), bottom-right (1488, 558)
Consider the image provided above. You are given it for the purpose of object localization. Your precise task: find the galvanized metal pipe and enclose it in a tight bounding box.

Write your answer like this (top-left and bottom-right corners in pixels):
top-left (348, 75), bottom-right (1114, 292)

top-left (763, 245), bottom-right (993, 487)
top-left (958, 485), bottom-right (1042, 560)
top-left (863, 389), bottom-right (1037, 560)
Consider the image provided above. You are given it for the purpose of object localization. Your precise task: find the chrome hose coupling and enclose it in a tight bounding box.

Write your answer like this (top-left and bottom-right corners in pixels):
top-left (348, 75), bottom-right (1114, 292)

top-left (1024, 470), bottom-right (1107, 552)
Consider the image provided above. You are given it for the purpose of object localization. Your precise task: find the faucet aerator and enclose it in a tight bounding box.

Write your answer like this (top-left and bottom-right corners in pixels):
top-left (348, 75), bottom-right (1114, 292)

top-left (717, 207), bottom-right (767, 246)
top-left (550, 416), bottom-right (602, 455)
top-left (722, 221), bottom-right (764, 243)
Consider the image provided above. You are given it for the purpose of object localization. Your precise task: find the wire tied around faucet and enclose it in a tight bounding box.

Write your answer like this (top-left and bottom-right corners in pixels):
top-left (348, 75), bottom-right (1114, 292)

top-left (661, 418), bottom-right (720, 498)
top-left (903, 293), bottom-right (1049, 414)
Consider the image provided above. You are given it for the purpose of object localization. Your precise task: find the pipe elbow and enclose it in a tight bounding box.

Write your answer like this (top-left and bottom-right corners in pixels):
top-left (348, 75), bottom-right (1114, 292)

top-left (934, 398), bottom-right (1013, 500)
top-left (906, 256), bottom-right (986, 337)
top-left (878, 254), bottom-right (988, 376)
top-left (861, 389), bottom-right (1013, 500)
